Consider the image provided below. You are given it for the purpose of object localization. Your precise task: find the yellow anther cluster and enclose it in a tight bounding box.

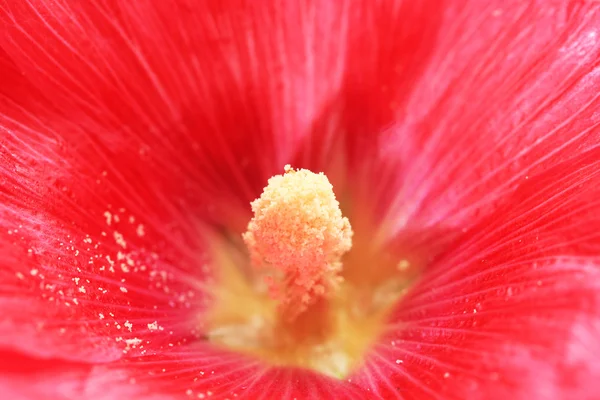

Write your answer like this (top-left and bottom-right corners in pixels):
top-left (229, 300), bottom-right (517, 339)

top-left (243, 165), bottom-right (353, 319)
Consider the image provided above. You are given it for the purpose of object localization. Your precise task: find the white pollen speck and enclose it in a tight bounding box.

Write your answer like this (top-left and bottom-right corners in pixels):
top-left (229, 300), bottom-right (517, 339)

top-left (99, 313), bottom-right (105, 319)
top-left (114, 232), bottom-right (127, 249)
top-left (104, 211), bottom-right (112, 226)
top-left (444, 372), bottom-right (450, 378)
top-left (125, 338), bottom-right (142, 347)
top-left (186, 389), bottom-right (193, 395)
top-left (15, 272), bottom-right (25, 280)
top-left (124, 321), bottom-right (133, 332)
top-left (120, 287), bottom-right (128, 293)
top-left (396, 359), bottom-right (403, 364)
top-left (148, 321), bottom-right (159, 331)
top-left (136, 224), bottom-right (145, 237)
top-left (30, 269), bottom-right (39, 276)
top-left (73, 277), bottom-right (80, 285)
top-left (78, 286), bottom-right (86, 293)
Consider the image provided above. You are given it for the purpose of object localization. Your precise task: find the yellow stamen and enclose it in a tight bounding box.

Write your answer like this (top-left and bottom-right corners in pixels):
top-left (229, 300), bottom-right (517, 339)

top-left (206, 165), bottom-right (416, 378)
top-left (243, 165), bottom-right (353, 320)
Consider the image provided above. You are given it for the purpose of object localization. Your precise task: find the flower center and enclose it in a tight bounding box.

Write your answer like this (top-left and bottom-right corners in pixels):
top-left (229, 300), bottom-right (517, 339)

top-left (205, 166), bottom-right (413, 378)
top-left (242, 165), bottom-right (352, 321)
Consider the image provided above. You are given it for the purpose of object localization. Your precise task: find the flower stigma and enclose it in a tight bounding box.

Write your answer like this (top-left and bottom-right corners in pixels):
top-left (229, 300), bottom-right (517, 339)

top-left (242, 165), bottom-right (353, 321)
top-left (205, 166), bottom-right (414, 379)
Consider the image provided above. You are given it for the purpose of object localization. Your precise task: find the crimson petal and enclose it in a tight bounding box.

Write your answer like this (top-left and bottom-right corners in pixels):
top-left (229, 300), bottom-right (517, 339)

top-left (361, 149), bottom-right (600, 399)
top-left (382, 2), bottom-right (600, 232)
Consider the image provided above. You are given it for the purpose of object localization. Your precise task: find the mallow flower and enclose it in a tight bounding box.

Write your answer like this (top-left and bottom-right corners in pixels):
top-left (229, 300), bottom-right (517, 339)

top-left (2, 1), bottom-right (600, 399)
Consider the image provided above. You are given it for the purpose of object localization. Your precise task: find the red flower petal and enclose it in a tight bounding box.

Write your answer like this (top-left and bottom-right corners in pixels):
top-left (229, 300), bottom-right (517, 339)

top-left (0, 64), bottom-right (209, 362)
top-left (0, 350), bottom-right (174, 400)
top-left (376, 2), bottom-right (600, 233)
top-left (110, 347), bottom-right (379, 400)
top-left (1, 347), bottom-right (379, 400)
top-left (360, 149), bottom-right (600, 398)
top-left (3, 0), bottom-right (600, 399)
top-left (0, 0), bottom-right (441, 363)
top-left (0, 0), bottom-right (445, 227)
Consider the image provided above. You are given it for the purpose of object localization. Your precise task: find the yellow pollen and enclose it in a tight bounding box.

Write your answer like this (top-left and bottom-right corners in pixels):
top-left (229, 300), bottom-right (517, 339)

top-left (243, 165), bottom-right (353, 319)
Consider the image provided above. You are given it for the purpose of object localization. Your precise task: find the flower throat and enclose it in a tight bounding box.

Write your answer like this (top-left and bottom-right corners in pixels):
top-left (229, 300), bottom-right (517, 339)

top-left (206, 166), bottom-right (410, 378)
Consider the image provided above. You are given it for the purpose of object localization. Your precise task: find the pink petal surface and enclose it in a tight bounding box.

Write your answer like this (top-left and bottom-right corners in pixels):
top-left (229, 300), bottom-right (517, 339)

top-left (356, 149), bottom-right (600, 399)
top-left (112, 350), bottom-right (378, 400)
top-left (378, 1), bottom-right (600, 233)
top-left (1, 348), bottom-right (379, 400)
top-left (0, 350), bottom-right (174, 400)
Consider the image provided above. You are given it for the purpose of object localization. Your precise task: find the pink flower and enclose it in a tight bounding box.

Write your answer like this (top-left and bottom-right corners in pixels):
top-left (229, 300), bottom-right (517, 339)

top-left (2, 1), bottom-right (600, 399)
